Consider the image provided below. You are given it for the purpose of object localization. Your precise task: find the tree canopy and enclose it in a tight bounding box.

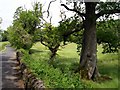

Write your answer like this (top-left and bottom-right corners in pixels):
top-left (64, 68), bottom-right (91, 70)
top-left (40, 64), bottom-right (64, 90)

top-left (6, 1), bottom-right (120, 80)
top-left (7, 3), bottom-right (42, 50)
top-left (61, 1), bottom-right (120, 79)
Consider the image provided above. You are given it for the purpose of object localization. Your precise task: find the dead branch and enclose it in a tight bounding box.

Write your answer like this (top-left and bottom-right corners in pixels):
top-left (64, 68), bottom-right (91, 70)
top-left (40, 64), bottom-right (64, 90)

top-left (47, 0), bottom-right (57, 18)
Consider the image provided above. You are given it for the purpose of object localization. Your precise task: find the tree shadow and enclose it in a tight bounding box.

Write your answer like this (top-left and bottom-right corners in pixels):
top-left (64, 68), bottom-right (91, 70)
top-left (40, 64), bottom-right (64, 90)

top-left (52, 56), bottom-right (79, 73)
top-left (29, 49), bottom-right (45, 54)
top-left (96, 60), bottom-right (118, 82)
top-left (99, 62), bottom-right (118, 77)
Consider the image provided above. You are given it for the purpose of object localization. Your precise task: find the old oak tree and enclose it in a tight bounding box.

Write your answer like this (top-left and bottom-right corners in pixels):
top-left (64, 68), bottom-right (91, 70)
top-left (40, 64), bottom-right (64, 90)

top-left (61, 1), bottom-right (120, 80)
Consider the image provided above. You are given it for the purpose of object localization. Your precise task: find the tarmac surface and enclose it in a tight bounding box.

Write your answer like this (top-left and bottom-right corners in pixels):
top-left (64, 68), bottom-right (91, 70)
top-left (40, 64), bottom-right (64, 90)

top-left (0, 45), bottom-right (24, 89)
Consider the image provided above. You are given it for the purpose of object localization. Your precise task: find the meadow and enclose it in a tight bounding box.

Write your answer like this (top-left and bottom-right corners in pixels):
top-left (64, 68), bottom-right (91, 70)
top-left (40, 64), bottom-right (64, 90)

top-left (22, 42), bottom-right (118, 88)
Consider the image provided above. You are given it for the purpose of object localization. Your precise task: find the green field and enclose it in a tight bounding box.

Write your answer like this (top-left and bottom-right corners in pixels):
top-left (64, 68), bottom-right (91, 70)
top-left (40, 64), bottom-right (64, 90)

top-left (0, 42), bottom-right (9, 51)
top-left (22, 42), bottom-right (118, 88)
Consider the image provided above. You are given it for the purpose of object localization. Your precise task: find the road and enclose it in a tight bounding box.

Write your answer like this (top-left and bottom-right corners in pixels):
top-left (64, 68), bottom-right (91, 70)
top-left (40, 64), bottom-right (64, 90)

top-left (0, 45), bottom-right (24, 89)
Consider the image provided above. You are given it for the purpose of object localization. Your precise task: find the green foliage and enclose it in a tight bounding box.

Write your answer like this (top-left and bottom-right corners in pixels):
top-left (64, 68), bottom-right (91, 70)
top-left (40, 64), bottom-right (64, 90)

top-left (97, 2), bottom-right (120, 14)
top-left (60, 1), bottom-right (120, 55)
top-left (40, 23), bottom-right (61, 48)
top-left (0, 42), bottom-right (9, 51)
top-left (21, 42), bottom-right (118, 88)
top-left (0, 30), bottom-right (2, 41)
top-left (97, 19), bottom-right (120, 53)
top-left (64, 18), bottom-right (120, 54)
top-left (22, 51), bottom-right (85, 88)
top-left (14, 9), bottom-right (40, 36)
top-left (38, 23), bottom-right (63, 61)
top-left (58, 15), bottom-right (83, 55)
top-left (0, 29), bottom-right (8, 42)
top-left (1, 31), bottom-right (8, 41)
top-left (70, 31), bottom-right (83, 55)
top-left (0, 17), bottom-right (2, 24)
top-left (7, 2), bottom-right (42, 50)
top-left (7, 25), bottom-right (33, 50)
top-left (58, 15), bottom-right (81, 39)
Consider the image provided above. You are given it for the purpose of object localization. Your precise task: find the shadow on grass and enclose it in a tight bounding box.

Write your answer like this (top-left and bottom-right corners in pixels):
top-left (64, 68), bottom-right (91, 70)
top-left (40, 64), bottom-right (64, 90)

top-left (99, 62), bottom-right (118, 78)
top-left (29, 49), bottom-right (45, 54)
top-left (52, 56), bottom-right (79, 73)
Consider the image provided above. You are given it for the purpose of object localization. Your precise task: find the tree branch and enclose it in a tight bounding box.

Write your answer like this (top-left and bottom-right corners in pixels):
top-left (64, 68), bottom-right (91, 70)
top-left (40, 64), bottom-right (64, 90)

top-left (60, 10), bottom-right (67, 21)
top-left (40, 38), bottom-right (48, 47)
top-left (96, 9), bottom-right (120, 19)
top-left (63, 23), bottom-right (84, 37)
top-left (61, 4), bottom-right (85, 18)
top-left (47, 0), bottom-right (57, 18)
top-left (41, 40), bottom-right (48, 47)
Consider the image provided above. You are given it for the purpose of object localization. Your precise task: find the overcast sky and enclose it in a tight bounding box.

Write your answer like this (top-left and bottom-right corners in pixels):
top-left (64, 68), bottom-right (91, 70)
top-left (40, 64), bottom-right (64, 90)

top-left (0, 0), bottom-right (34, 30)
top-left (0, 0), bottom-right (72, 30)
top-left (0, 0), bottom-right (119, 30)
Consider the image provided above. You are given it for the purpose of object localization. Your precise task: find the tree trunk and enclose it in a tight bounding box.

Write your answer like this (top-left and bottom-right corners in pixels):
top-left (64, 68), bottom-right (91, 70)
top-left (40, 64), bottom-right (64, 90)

top-left (49, 44), bottom-right (60, 63)
top-left (79, 3), bottom-right (100, 80)
top-left (50, 49), bottom-right (57, 61)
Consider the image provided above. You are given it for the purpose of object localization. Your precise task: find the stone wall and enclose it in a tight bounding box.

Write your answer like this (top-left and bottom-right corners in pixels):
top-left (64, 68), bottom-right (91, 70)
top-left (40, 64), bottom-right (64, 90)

top-left (16, 51), bottom-right (45, 90)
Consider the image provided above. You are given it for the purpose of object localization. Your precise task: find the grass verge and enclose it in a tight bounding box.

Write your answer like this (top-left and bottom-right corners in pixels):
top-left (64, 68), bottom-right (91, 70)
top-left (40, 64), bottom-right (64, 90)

top-left (0, 41), bottom-right (9, 51)
top-left (21, 42), bottom-right (118, 88)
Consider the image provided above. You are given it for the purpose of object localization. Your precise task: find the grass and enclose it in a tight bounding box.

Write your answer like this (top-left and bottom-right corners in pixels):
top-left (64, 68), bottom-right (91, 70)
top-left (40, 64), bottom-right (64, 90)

top-left (82, 45), bottom-right (119, 88)
top-left (0, 41), bottom-right (9, 51)
top-left (22, 42), bottom-right (118, 88)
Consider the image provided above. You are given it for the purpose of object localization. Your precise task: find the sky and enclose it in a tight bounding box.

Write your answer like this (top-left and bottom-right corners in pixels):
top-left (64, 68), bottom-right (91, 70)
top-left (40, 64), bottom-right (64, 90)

top-left (0, 0), bottom-right (33, 30)
top-left (0, 0), bottom-right (72, 30)
top-left (0, 0), bottom-right (119, 30)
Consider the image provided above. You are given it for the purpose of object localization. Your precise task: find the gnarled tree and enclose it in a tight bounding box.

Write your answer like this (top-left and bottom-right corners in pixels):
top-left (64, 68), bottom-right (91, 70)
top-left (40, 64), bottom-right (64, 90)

top-left (40, 23), bottom-right (61, 62)
top-left (61, 1), bottom-right (120, 80)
